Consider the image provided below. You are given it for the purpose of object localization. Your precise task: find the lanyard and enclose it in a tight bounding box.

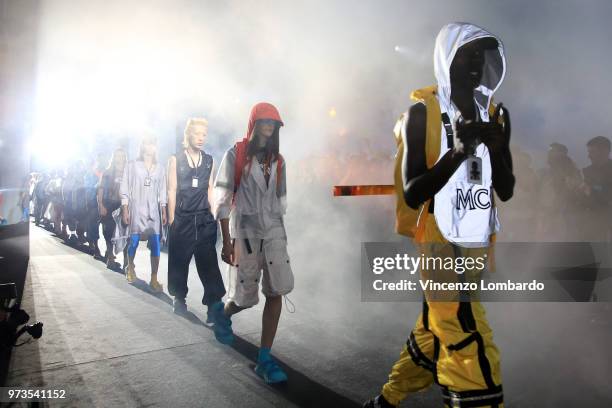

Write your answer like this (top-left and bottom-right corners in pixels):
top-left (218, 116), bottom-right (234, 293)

top-left (186, 150), bottom-right (202, 176)
top-left (144, 162), bottom-right (155, 187)
top-left (186, 150), bottom-right (202, 188)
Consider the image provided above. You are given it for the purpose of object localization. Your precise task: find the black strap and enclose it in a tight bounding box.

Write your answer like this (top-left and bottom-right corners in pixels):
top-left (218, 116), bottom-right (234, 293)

top-left (406, 331), bottom-right (435, 372)
top-left (422, 298), bottom-right (499, 394)
top-left (428, 196), bottom-right (435, 213)
top-left (422, 300), bottom-right (430, 331)
top-left (432, 334), bottom-right (441, 385)
top-left (244, 239), bottom-right (252, 254)
top-left (474, 332), bottom-right (497, 390)
top-left (441, 113), bottom-right (454, 149)
top-left (453, 298), bottom-right (497, 390)
top-left (448, 333), bottom-right (478, 351)
top-left (407, 301), bottom-right (439, 382)
top-left (457, 301), bottom-right (477, 332)
top-left (442, 385), bottom-right (503, 408)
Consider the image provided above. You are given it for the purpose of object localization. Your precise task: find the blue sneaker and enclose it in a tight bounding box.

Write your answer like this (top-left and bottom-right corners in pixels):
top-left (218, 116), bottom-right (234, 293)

top-left (210, 302), bottom-right (234, 345)
top-left (205, 308), bottom-right (214, 326)
top-left (254, 358), bottom-right (288, 384)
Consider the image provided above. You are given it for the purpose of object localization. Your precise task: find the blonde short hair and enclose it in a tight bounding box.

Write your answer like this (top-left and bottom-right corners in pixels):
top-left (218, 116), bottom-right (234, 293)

top-left (183, 117), bottom-right (208, 149)
top-left (138, 133), bottom-right (158, 163)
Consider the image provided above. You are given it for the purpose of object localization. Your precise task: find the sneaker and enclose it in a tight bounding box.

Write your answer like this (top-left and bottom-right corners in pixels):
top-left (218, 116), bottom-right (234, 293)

top-left (362, 395), bottom-right (396, 408)
top-left (254, 358), bottom-right (288, 384)
top-left (106, 259), bottom-right (121, 271)
top-left (173, 298), bottom-right (188, 315)
top-left (205, 307), bottom-right (214, 326)
top-left (210, 302), bottom-right (234, 345)
top-left (125, 264), bottom-right (138, 284)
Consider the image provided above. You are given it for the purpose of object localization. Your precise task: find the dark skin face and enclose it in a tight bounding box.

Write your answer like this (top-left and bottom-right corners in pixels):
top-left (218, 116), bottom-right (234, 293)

top-left (450, 37), bottom-right (499, 119)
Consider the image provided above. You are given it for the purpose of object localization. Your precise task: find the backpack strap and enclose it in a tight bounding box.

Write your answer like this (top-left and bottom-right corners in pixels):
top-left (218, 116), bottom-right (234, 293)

top-left (440, 112), bottom-right (454, 150)
top-left (409, 86), bottom-right (443, 243)
top-left (276, 155), bottom-right (283, 189)
top-left (233, 139), bottom-right (248, 195)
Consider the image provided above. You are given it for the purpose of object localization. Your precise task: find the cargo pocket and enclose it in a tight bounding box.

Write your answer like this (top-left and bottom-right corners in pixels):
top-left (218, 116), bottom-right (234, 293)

top-left (262, 239), bottom-right (294, 296)
top-left (230, 240), bottom-right (262, 307)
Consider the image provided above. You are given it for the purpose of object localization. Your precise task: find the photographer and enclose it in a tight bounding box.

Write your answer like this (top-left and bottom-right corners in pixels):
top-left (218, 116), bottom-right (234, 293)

top-left (580, 136), bottom-right (612, 241)
top-left (365, 23), bottom-right (513, 408)
top-left (536, 143), bottom-right (582, 240)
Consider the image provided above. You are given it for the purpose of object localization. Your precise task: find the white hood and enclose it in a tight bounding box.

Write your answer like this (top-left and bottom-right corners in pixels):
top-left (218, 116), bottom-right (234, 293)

top-left (433, 22), bottom-right (506, 121)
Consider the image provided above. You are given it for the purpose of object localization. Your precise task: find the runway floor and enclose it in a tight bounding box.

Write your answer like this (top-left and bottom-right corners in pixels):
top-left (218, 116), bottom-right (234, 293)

top-left (5, 224), bottom-right (612, 407)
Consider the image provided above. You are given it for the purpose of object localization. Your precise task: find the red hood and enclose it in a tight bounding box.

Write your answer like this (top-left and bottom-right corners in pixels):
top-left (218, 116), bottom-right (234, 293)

top-left (245, 102), bottom-right (283, 140)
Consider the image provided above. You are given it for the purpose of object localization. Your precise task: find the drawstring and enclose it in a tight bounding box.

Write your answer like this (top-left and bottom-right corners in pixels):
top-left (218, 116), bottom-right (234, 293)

top-left (283, 295), bottom-right (295, 314)
top-left (194, 214), bottom-right (197, 240)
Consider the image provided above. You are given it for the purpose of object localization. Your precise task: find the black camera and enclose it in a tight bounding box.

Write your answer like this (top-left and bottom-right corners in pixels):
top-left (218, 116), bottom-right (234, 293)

top-left (0, 283), bottom-right (43, 349)
top-left (452, 114), bottom-right (480, 156)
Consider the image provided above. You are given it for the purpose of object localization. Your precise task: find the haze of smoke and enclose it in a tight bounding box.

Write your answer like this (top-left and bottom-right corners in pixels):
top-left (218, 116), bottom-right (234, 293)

top-left (30, 0), bottom-right (612, 402)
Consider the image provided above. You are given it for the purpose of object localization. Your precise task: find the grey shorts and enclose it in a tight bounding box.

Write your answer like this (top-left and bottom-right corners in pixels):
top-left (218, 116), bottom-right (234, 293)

top-left (227, 238), bottom-right (294, 307)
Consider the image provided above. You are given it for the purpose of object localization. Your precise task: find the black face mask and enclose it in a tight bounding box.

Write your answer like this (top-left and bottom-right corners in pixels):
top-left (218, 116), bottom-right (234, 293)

top-left (451, 49), bottom-right (484, 89)
top-left (450, 38), bottom-right (498, 90)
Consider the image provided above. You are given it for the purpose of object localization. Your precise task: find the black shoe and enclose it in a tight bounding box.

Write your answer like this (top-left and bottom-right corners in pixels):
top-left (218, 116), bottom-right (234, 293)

top-left (107, 260), bottom-right (122, 272)
top-left (363, 395), bottom-right (395, 408)
top-left (173, 298), bottom-right (188, 315)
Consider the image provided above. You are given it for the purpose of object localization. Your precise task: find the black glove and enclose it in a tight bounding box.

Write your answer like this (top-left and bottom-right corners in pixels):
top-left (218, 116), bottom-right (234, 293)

top-left (453, 103), bottom-right (511, 155)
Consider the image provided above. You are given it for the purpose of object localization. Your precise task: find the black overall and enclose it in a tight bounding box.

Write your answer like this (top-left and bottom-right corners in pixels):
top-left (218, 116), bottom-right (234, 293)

top-left (167, 150), bottom-right (226, 305)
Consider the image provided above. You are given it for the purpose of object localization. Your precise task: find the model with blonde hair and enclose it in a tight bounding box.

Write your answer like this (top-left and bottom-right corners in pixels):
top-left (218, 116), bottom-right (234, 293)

top-left (166, 117), bottom-right (225, 318)
top-left (120, 135), bottom-right (167, 290)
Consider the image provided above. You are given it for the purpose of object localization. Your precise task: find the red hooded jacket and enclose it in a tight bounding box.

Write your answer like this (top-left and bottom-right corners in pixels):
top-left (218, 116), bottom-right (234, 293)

top-left (234, 102), bottom-right (284, 195)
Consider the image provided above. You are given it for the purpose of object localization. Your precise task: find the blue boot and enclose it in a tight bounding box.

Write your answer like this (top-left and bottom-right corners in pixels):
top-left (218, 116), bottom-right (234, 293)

top-left (210, 301), bottom-right (234, 345)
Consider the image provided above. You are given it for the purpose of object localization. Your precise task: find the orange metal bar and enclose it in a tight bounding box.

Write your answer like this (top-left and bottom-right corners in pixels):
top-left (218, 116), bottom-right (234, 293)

top-left (332, 185), bottom-right (395, 196)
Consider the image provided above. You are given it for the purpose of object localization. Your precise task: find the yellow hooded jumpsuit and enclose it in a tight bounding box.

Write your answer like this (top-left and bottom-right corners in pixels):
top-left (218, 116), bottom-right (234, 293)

top-left (382, 23), bottom-right (506, 408)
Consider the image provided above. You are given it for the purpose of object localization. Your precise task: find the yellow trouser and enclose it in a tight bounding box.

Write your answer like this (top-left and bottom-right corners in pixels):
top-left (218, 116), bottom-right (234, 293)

top-left (382, 219), bottom-right (503, 407)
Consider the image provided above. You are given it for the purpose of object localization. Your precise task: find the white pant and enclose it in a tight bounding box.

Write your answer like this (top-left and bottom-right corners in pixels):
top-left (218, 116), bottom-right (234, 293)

top-left (227, 238), bottom-right (294, 307)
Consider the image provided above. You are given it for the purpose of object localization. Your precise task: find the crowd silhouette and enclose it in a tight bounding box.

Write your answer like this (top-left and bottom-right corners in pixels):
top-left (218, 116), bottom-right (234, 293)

top-left (17, 134), bottom-right (612, 273)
